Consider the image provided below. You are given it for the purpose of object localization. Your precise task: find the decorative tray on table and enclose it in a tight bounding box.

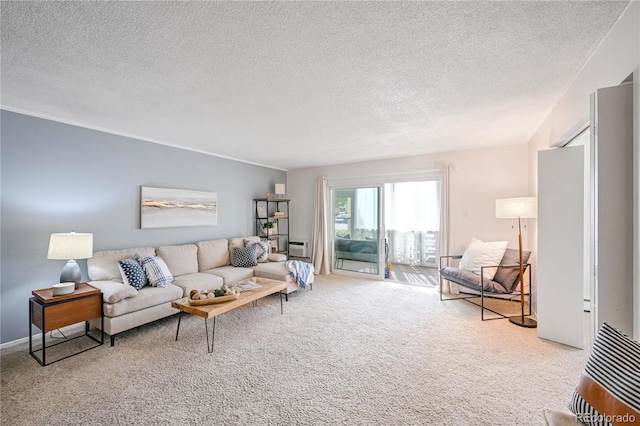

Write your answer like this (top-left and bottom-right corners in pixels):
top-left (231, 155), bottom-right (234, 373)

top-left (188, 293), bottom-right (239, 306)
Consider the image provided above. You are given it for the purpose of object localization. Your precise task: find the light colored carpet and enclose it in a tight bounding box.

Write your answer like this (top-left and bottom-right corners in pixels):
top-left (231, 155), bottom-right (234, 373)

top-left (1, 274), bottom-right (588, 425)
top-left (389, 263), bottom-right (439, 288)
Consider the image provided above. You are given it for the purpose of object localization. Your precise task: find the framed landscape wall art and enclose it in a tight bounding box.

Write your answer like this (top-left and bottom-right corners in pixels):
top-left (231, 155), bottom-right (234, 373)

top-left (141, 186), bottom-right (217, 229)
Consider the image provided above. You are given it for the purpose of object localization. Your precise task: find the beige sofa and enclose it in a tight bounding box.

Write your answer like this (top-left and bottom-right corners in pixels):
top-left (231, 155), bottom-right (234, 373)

top-left (87, 236), bottom-right (313, 345)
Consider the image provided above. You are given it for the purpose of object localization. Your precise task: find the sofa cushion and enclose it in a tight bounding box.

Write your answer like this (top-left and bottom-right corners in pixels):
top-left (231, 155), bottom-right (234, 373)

top-left (118, 257), bottom-right (147, 290)
top-left (88, 247), bottom-right (156, 282)
top-left (244, 239), bottom-right (269, 263)
top-left (196, 239), bottom-right (229, 270)
top-left (103, 284), bottom-right (183, 318)
top-left (232, 245), bottom-right (258, 267)
top-left (253, 262), bottom-right (293, 283)
top-left (171, 272), bottom-right (223, 297)
top-left (568, 322), bottom-right (640, 425)
top-left (229, 236), bottom-right (259, 253)
top-left (156, 244), bottom-right (198, 277)
top-left (88, 280), bottom-right (138, 303)
top-left (139, 255), bottom-right (174, 287)
top-left (201, 266), bottom-right (254, 285)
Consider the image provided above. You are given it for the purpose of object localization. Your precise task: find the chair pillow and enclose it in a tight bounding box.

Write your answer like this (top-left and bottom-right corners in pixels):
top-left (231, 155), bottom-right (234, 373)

top-left (232, 245), bottom-right (258, 267)
top-left (568, 322), bottom-right (640, 425)
top-left (458, 238), bottom-right (508, 280)
top-left (493, 248), bottom-right (531, 293)
top-left (139, 255), bottom-right (174, 287)
top-left (118, 256), bottom-right (148, 290)
top-left (244, 239), bottom-right (269, 263)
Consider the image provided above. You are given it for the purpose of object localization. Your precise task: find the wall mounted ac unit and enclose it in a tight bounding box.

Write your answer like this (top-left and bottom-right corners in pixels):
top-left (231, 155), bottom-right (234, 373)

top-left (289, 241), bottom-right (308, 258)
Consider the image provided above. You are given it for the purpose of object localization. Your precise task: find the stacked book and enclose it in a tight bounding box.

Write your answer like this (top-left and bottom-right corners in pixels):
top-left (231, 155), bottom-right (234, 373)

top-left (273, 211), bottom-right (286, 219)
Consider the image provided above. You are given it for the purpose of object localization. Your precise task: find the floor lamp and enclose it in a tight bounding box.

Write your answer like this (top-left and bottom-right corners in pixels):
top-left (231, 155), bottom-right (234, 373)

top-left (496, 197), bottom-right (537, 328)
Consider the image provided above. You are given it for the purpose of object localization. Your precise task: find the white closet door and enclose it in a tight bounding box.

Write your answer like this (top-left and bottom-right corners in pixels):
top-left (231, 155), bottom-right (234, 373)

top-left (538, 146), bottom-right (584, 348)
top-left (591, 83), bottom-right (634, 338)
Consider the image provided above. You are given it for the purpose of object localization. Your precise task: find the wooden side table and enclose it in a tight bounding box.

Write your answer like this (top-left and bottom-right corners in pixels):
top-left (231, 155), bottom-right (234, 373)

top-left (29, 282), bottom-right (104, 366)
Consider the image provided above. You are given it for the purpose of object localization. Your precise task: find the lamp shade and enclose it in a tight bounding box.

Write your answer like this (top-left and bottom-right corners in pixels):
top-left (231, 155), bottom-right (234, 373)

top-left (275, 183), bottom-right (286, 195)
top-left (47, 232), bottom-right (93, 260)
top-left (496, 197), bottom-right (537, 219)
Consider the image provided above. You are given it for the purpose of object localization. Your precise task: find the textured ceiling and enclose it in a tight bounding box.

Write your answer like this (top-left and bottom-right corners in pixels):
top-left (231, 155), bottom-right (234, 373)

top-left (1, 1), bottom-right (630, 170)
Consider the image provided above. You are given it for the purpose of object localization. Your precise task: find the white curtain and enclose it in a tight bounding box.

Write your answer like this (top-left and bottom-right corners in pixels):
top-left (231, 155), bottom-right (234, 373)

top-left (312, 176), bottom-right (331, 275)
top-left (353, 187), bottom-right (378, 240)
top-left (439, 165), bottom-right (458, 294)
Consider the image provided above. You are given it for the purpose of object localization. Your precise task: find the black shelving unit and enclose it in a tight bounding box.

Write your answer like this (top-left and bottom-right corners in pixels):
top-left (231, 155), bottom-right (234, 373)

top-left (254, 198), bottom-right (290, 258)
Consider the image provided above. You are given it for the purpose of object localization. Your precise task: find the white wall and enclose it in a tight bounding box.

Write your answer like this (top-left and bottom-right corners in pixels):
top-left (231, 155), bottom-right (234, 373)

top-left (526, 1), bottom-right (639, 338)
top-left (288, 143), bottom-right (529, 263)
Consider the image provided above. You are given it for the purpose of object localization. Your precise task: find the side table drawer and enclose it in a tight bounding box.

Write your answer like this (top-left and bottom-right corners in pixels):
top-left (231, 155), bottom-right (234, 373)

top-left (31, 294), bottom-right (102, 332)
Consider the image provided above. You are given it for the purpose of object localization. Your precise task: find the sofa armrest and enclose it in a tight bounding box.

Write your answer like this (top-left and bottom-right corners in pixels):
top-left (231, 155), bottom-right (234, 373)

top-left (268, 253), bottom-right (287, 262)
top-left (88, 280), bottom-right (138, 303)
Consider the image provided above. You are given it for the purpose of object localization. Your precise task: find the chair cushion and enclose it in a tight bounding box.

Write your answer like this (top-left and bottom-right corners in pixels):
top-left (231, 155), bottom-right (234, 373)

top-left (439, 266), bottom-right (509, 294)
top-left (196, 239), bottom-right (230, 270)
top-left (156, 244), bottom-right (198, 277)
top-left (88, 247), bottom-right (156, 282)
top-left (493, 248), bottom-right (531, 293)
top-left (568, 322), bottom-right (640, 425)
top-left (458, 238), bottom-right (507, 280)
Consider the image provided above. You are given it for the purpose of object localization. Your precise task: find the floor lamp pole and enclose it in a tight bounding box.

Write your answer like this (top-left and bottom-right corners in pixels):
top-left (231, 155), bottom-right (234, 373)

top-left (509, 216), bottom-right (537, 328)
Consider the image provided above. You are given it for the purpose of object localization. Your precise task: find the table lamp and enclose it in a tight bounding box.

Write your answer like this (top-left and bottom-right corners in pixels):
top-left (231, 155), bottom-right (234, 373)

top-left (496, 197), bottom-right (537, 328)
top-left (275, 183), bottom-right (286, 199)
top-left (47, 232), bottom-right (93, 289)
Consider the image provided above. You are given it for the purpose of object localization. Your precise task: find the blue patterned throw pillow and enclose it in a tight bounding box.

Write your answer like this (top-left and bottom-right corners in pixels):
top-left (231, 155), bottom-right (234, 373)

top-left (233, 245), bottom-right (258, 267)
top-left (139, 255), bottom-right (174, 287)
top-left (118, 256), bottom-right (147, 290)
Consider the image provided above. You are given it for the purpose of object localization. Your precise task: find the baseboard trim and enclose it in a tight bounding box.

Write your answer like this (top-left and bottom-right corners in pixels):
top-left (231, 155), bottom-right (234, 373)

top-left (0, 323), bottom-right (85, 350)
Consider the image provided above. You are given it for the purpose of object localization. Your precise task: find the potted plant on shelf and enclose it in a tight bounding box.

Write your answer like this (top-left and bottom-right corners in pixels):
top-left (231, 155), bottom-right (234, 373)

top-left (262, 222), bottom-right (275, 236)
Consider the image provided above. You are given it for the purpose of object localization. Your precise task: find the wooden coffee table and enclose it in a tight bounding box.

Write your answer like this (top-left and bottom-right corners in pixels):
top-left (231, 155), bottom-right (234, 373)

top-left (171, 277), bottom-right (288, 353)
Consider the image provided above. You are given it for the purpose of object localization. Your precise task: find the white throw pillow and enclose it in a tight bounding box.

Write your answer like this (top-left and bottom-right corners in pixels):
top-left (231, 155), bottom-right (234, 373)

top-left (458, 238), bottom-right (508, 281)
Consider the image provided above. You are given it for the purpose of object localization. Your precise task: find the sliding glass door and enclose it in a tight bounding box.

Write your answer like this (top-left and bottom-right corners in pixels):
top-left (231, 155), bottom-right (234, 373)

top-left (333, 187), bottom-right (382, 276)
top-left (384, 181), bottom-right (440, 268)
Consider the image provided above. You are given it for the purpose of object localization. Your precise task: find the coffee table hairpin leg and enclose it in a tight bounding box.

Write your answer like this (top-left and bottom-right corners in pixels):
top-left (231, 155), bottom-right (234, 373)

top-left (175, 311), bottom-right (182, 341)
top-left (204, 317), bottom-right (216, 353)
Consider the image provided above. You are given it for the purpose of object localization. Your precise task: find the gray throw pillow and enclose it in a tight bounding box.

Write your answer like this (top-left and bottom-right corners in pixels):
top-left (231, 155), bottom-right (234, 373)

top-left (493, 248), bottom-right (531, 292)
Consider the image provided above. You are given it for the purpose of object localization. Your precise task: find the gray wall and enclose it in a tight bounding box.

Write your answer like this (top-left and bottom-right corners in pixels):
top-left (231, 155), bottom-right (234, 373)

top-left (1, 110), bottom-right (286, 344)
